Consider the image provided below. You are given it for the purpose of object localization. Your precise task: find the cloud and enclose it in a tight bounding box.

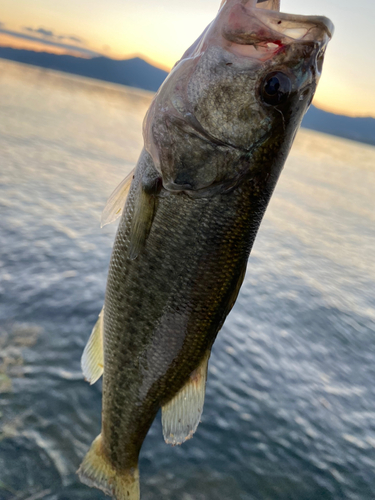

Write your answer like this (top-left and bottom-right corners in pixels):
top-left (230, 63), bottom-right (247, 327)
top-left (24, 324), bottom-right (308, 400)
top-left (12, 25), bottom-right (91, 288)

top-left (62, 35), bottom-right (83, 43)
top-left (24, 27), bottom-right (54, 37)
top-left (0, 28), bottom-right (99, 57)
top-left (22, 26), bottom-right (84, 44)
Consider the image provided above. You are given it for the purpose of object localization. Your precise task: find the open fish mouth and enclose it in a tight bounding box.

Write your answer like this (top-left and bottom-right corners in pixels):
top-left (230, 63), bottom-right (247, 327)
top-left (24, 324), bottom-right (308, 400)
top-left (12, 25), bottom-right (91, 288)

top-left (219, 0), bottom-right (334, 60)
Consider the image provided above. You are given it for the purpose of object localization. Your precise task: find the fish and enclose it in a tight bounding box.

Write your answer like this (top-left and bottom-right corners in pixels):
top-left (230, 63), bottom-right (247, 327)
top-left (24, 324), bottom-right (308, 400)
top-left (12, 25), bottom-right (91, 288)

top-left (77, 1), bottom-right (333, 498)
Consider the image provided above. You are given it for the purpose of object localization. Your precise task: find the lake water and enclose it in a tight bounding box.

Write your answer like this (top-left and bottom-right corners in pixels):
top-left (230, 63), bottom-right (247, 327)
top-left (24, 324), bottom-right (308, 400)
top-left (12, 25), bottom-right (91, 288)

top-left (0, 58), bottom-right (375, 500)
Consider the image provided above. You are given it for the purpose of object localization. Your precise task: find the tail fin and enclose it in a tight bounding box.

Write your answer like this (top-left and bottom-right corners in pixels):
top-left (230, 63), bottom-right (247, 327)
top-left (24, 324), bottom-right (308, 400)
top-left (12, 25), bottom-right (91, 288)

top-left (77, 435), bottom-right (140, 500)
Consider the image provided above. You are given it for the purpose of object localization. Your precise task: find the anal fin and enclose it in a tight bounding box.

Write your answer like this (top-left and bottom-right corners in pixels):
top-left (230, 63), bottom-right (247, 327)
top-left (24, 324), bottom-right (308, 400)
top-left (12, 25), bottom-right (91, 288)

top-left (162, 350), bottom-right (210, 445)
top-left (81, 308), bottom-right (104, 385)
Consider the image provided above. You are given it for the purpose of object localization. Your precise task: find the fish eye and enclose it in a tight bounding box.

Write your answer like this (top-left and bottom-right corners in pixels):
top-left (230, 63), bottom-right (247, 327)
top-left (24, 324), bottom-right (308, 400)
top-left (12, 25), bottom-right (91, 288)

top-left (261, 72), bottom-right (292, 106)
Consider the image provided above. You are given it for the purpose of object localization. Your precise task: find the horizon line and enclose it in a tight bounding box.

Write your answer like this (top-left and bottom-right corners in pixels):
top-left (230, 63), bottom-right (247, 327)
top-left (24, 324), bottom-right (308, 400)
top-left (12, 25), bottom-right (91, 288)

top-left (0, 44), bottom-right (374, 121)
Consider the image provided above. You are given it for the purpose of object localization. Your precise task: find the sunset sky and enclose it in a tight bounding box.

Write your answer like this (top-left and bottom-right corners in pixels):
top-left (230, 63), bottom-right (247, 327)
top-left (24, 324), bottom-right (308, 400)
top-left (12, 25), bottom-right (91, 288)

top-left (1, 0), bottom-right (374, 118)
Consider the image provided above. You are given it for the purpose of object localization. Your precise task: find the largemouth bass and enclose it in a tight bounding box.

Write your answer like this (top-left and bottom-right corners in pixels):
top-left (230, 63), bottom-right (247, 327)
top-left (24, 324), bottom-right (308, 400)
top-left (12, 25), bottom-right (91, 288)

top-left (78, 1), bottom-right (333, 498)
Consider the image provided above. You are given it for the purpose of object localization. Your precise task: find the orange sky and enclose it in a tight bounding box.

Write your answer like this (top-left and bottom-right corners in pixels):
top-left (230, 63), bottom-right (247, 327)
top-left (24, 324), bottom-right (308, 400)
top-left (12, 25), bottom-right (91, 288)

top-left (1, 0), bottom-right (374, 118)
top-left (0, 33), bottom-right (93, 57)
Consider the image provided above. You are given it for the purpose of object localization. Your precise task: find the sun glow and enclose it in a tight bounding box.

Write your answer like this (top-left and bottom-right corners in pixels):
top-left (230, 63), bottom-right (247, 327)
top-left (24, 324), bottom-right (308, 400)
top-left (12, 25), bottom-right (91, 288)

top-left (1, 0), bottom-right (374, 118)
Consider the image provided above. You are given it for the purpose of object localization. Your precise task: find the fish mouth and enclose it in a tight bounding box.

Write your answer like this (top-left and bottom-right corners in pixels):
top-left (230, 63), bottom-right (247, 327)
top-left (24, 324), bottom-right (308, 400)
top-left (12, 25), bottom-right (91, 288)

top-left (219, 0), bottom-right (334, 60)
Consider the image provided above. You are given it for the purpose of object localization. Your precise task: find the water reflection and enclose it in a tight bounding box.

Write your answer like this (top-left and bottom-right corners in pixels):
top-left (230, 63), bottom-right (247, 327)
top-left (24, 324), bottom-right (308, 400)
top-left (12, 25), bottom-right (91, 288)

top-left (0, 59), bottom-right (374, 499)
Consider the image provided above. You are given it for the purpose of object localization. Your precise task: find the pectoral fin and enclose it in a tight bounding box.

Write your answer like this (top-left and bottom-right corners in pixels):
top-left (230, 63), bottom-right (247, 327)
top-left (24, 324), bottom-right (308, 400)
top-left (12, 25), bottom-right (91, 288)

top-left (101, 169), bottom-right (135, 228)
top-left (162, 350), bottom-right (210, 445)
top-left (81, 308), bottom-right (104, 385)
top-left (128, 177), bottom-right (161, 261)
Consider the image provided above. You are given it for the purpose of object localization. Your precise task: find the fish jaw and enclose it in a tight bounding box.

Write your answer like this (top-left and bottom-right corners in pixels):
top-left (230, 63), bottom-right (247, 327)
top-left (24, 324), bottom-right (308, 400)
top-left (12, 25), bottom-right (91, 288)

top-left (178, 0), bottom-right (333, 66)
top-left (220, 3), bottom-right (333, 64)
top-left (143, 1), bottom-right (333, 194)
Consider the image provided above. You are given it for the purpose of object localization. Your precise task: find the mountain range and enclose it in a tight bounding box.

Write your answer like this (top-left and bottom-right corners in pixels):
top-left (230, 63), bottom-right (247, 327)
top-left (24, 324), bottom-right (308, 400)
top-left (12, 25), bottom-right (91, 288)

top-left (301, 106), bottom-right (375, 147)
top-left (0, 47), bottom-right (168, 92)
top-left (0, 46), bottom-right (374, 147)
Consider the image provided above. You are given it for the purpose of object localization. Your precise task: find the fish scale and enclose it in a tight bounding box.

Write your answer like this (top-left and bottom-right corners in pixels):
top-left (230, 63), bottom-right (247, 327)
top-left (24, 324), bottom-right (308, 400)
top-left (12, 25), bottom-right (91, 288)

top-left (102, 148), bottom-right (276, 469)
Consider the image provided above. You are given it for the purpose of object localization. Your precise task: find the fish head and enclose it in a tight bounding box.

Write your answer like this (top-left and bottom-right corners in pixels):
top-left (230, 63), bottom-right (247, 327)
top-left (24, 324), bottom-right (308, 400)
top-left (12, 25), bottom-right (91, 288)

top-left (143, 0), bottom-right (333, 193)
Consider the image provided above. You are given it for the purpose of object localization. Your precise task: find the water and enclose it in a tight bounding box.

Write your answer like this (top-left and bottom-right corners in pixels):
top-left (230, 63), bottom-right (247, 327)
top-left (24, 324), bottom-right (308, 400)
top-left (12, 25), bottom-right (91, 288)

top-left (0, 58), bottom-right (375, 500)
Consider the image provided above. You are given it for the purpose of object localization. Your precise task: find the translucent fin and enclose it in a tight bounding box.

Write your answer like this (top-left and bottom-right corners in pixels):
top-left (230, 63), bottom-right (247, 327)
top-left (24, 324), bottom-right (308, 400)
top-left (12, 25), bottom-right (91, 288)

top-left (162, 350), bottom-right (211, 445)
top-left (101, 169), bottom-right (135, 228)
top-left (81, 308), bottom-right (104, 385)
top-left (78, 434), bottom-right (140, 500)
top-left (128, 183), bottom-right (156, 261)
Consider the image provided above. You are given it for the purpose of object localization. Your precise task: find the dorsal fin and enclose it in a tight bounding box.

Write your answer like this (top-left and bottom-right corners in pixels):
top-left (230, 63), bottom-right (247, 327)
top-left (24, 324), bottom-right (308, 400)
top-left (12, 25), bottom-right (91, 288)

top-left (101, 169), bottom-right (135, 228)
top-left (162, 350), bottom-right (210, 445)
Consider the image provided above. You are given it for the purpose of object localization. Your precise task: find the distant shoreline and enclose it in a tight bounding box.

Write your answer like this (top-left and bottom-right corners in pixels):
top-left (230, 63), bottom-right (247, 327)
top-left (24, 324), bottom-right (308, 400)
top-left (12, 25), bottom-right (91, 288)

top-left (1, 56), bottom-right (156, 98)
top-left (1, 47), bottom-right (374, 148)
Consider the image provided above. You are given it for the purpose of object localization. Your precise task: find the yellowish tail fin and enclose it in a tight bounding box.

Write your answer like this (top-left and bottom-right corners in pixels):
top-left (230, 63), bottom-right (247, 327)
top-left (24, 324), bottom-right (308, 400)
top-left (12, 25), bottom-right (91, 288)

top-left (77, 435), bottom-right (140, 500)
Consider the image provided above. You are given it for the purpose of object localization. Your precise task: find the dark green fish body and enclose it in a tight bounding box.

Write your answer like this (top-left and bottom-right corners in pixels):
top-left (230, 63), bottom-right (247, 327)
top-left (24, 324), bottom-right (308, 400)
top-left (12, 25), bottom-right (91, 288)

top-left (103, 142), bottom-right (282, 468)
top-left (78, 1), bottom-right (333, 498)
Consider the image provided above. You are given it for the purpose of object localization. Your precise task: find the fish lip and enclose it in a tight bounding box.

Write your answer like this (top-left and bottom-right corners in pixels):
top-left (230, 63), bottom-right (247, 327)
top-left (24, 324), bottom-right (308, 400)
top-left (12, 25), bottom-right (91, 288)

top-left (220, 2), bottom-right (333, 59)
top-left (254, 9), bottom-right (334, 41)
